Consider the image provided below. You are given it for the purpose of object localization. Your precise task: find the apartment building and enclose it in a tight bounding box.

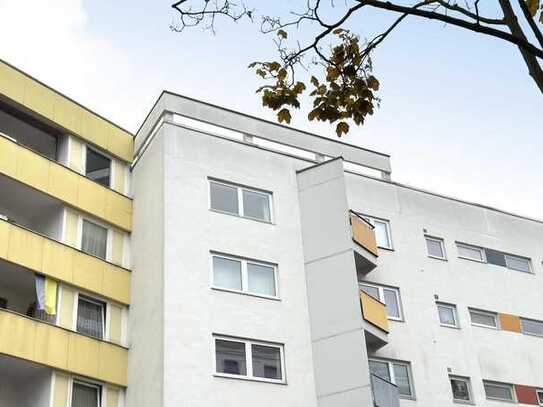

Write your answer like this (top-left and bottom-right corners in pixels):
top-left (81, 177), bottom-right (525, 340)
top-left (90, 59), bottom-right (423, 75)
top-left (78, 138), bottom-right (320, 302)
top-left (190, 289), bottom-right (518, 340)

top-left (1, 60), bottom-right (543, 407)
top-left (0, 60), bottom-right (131, 406)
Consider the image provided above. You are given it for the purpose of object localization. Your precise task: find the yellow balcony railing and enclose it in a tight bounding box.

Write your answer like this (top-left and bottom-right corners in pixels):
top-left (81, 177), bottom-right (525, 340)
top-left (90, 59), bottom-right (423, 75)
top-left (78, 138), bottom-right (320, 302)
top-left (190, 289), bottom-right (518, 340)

top-left (0, 308), bottom-right (127, 386)
top-left (0, 135), bottom-right (132, 231)
top-left (350, 211), bottom-right (378, 256)
top-left (0, 59), bottom-right (133, 162)
top-left (0, 219), bottom-right (130, 305)
top-left (360, 291), bottom-right (389, 333)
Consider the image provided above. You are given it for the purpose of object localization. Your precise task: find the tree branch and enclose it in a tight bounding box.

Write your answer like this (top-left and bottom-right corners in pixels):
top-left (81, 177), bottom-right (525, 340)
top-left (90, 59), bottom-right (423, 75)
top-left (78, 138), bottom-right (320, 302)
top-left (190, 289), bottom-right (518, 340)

top-left (433, 0), bottom-right (506, 25)
top-left (517, 0), bottom-right (543, 48)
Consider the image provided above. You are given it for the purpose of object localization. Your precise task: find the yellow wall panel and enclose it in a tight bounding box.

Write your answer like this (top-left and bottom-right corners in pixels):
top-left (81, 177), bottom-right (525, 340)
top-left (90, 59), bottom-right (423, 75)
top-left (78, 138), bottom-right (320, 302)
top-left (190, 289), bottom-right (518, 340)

top-left (69, 136), bottom-right (84, 174)
top-left (112, 159), bottom-right (126, 195)
top-left (107, 386), bottom-right (120, 407)
top-left (24, 79), bottom-right (55, 119)
top-left (8, 226), bottom-right (44, 271)
top-left (73, 252), bottom-right (104, 294)
top-left (34, 322), bottom-right (69, 369)
top-left (0, 61), bottom-right (25, 101)
top-left (68, 334), bottom-right (100, 378)
top-left (43, 239), bottom-right (74, 282)
top-left (58, 285), bottom-right (75, 330)
top-left (106, 192), bottom-right (132, 231)
top-left (108, 126), bottom-right (134, 163)
top-left (111, 229), bottom-right (124, 266)
top-left (360, 291), bottom-right (389, 333)
top-left (0, 220), bottom-right (9, 258)
top-left (63, 208), bottom-right (79, 247)
top-left (81, 112), bottom-right (108, 147)
top-left (78, 177), bottom-right (107, 218)
top-left (53, 93), bottom-right (83, 135)
top-left (98, 341), bottom-right (128, 386)
top-left (0, 312), bottom-right (36, 360)
top-left (102, 264), bottom-right (130, 305)
top-left (52, 372), bottom-right (70, 407)
top-left (499, 313), bottom-right (522, 333)
top-left (109, 304), bottom-right (122, 345)
top-left (15, 147), bottom-right (49, 190)
top-left (48, 164), bottom-right (79, 203)
top-left (0, 136), bottom-right (17, 176)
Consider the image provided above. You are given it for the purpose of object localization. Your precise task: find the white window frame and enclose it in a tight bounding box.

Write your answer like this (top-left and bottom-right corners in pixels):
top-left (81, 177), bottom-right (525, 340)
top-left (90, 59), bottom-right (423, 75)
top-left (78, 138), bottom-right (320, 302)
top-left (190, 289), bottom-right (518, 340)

top-left (213, 335), bottom-right (286, 384)
top-left (83, 144), bottom-right (112, 188)
top-left (208, 179), bottom-right (274, 223)
top-left (483, 381), bottom-right (516, 402)
top-left (368, 358), bottom-right (415, 399)
top-left (437, 303), bottom-right (460, 328)
top-left (75, 293), bottom-right (107, 341)
top-left (425, 236), bottom-right (447, 260)
top-left (504, 254), bottom-right (532, 273)
top-left (362, 215), bottom-right (393, 250)
top-left (456, 242), bottom-right (486, 263)
top-left (469, 308), bottom-right (499, 330)
top-left (520, 317), bottom-right (543, 337)
top-left (449, 375), bottom-right (473, 403)
top-left (77, 215), bottom-right (111, 262)
top-left (210, 253), bottom-right (279, 300)
top-left (70, 378), bottom-right (102, 407)
top-left (361, 283), bottom-right (403, 321)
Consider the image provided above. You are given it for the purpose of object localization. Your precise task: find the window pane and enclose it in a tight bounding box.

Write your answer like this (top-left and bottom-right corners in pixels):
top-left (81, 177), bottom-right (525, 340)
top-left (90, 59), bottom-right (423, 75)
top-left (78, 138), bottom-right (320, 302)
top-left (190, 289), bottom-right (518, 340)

top-left (81, 220), bottom-right (108, 260)
top-left (213, 257), bottom-right (242, 291)
top-left (438, 305), bottom-right (456, 326)
top-left (369, 360), bottom-right (391, 382)
top-left (361, 285), bottom-right (380, 301)
top-left (210, 182), bottom-right (239, 215)
top-left (393, 363), bottom-right (412, 396)
top-left (458, 244), bottom-right (483, 261)
top-left (451, 378), bottom-right (471, 401)
top-left (86, 148), bottom-right (111, 187)
top-left (247, 263), bottom-right (276, 296)
top-left (215, 339), bottom-right (247, 376)
top-left (537, 390), bottom-right (543, 403)
top-left (426, 238), bottom-right (445, 258)
top-left (77, 297), bottom-right (104, 339)
top-left (521, 319), bottom-right (543, 336)
top-left (252, 344), bottom-right (282, 380)
top-left (484, 383), bottom-right (513, 400)
top-left (71, 382), bottom-right (99, 407)
top-left (506, 255), bottom-right (531, 273)
top-left (383, 289), bottom-right (401, 319)
top-left (242, 190), bottom-right (271, 222)
top-left (373, 220), bottom-right (391, 248)
top-left (470, 311), bottom-right (496, 327)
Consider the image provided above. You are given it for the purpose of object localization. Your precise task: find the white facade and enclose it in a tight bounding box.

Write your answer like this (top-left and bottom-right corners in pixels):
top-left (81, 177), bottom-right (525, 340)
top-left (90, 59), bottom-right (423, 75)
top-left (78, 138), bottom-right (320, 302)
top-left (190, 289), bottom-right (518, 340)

top-left (129, 93), bottom-right (543, 407)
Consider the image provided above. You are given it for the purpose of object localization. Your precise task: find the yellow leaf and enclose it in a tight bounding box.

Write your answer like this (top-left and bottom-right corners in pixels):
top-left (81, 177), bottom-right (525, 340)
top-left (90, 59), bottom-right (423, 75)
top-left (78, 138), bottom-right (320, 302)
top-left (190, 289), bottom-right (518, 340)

top-left (526, 0), bottom-right (539, 16)
top-left (277, 108), bottom-right (292, 124)
top-left (336, 122), bottom-right (349, 137)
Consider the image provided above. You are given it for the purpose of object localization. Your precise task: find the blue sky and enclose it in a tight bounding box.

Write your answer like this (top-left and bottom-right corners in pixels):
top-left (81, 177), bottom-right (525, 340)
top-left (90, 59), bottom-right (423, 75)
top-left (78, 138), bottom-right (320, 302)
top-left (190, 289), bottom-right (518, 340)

top-left (0, 0), bottom-right (541, 218)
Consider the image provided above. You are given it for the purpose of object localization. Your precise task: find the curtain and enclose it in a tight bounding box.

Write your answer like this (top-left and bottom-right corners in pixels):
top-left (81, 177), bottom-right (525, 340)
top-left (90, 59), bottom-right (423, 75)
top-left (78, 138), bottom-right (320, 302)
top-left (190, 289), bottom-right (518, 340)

top-left (77, 298), bottom-right (104, 339)
top-left (72, 382), bottom-right (99, 407)
top-left (81, 220), bottom-right (107, 260)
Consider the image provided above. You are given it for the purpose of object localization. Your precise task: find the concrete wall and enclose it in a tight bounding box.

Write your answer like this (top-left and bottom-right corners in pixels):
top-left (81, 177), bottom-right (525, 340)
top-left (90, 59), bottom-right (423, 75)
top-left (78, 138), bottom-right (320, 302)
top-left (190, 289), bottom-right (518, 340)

top-left (346, 173), bottom-right (543, 406)
top-left (297, 158), bottom-right (373, 407)
top-left (159, 123), bottom-right (317, 407)
top-left (127, 127), bottom-right (165, 406)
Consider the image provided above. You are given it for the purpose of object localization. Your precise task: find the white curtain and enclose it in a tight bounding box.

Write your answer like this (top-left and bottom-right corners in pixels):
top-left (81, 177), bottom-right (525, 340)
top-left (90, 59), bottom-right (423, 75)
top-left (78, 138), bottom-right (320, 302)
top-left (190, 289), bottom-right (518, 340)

top-left (81, 220), bottom-right (107, 259)
top-left (77, 298), bottom-right (104, 339)
top-left (72, 382), bottom-right (99, 407)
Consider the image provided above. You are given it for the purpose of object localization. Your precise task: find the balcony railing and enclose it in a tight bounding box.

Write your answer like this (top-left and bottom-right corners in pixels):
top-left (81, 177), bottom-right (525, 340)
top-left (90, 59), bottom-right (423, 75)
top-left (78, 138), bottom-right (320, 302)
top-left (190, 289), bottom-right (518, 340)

top-left (0, 307), bottom-right (127, 386)
top-left (350, 211), bottom-right (378, 257)
top-left (0, 218), bottom-right (130, 305)
top-left (0, 134), bottom-right (132, 231)
top-left (360, 291), bottom-right (389, 333)
top-left (371, 374), bottom-right (400, 407)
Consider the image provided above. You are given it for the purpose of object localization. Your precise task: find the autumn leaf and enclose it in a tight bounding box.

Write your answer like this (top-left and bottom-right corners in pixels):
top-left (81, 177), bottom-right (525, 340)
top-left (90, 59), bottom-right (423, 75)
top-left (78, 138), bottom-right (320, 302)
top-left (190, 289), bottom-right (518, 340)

top-left (367, 76), bottom-right (380, 91)
top-left (277, 108), bottom-right (292, 124)
top-left (277, 29), bottom-right (288, 39)
top-left (336, 122), bottom-right (349, 137)
top-left (526, 0), bottom-right (540, 15)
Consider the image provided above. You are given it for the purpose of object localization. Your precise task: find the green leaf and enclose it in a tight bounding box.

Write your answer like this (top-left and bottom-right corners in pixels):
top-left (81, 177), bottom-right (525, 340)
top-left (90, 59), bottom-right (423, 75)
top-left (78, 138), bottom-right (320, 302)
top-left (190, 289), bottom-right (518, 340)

top-left (336, 122), bottom-right (349, 137)
top-left (526, 0), bottom-right (539, 16)
top-left (277, 108), bottom-right (292, 124)
top-left (277, 29), bottom-right (288, 39)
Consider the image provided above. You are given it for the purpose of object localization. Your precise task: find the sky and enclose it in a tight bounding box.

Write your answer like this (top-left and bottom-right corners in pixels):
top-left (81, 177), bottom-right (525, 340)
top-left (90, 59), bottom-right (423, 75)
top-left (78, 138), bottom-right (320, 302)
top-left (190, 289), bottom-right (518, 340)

top-left (0, 0), bottom-right (541, 219)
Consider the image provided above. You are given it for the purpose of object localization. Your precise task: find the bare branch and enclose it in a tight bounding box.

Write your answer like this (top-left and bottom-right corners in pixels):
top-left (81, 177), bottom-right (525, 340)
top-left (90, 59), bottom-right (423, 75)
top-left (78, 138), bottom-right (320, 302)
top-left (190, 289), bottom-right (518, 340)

top-left (517, 0), bottom-right (543, 48)
top-left (433, 0), bottom-right (506, 25)
top-left (171, 0), bottom-right (252, 33)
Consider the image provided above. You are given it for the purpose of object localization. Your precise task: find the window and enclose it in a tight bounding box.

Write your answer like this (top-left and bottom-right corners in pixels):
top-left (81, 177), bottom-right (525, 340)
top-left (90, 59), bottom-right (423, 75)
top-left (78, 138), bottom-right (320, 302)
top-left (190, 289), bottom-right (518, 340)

top-left (457, 243), bottom-right (485, 262)
top-left (361, 283), bottom-right (403, 321)
top-left (369, 359), bottom-right (414, 398)
top-left (483, 381), bottom-right (515, 402)
top-left (81, 219), bottom-right (108, 260)
top-left (363, 216), bottom-right (392, 249)
top-left (505, 254), bottom-right (531, 273)
top-left (209, 180), bottom-right (272, 222)
top-left (71, 380), bottom-right (101, 407)
top-left (450, 376), bottom-right (473, 403)
top-left (77, 295), bottom-right (105, 340)
top-left (520, 318), bottom-right (543, 337)
top-left (469, 309), bottom-right (498, 329)
top-left (214, 336), bottom-right (285, 383)
top-left (86, 147), bottom-right (111, 187)
top-left (212, 254), bottom-right (278, 298)
top-left (537, 389), bottom-right (543, 405)
top-left (437, 303), bottom-right (459, 328)
top-left (425, 236), bottom-right (446, 260)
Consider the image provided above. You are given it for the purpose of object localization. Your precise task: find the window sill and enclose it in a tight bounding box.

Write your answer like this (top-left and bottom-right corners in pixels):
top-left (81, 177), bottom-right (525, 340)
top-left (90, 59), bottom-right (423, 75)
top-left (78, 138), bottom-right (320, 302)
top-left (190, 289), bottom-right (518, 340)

top-left (213, 373), bottom-right (287, 385)
top-left (453, 399), bottom-right (475, 405)
top-left (440, 323), bottom-right (461, 330)
top-left (211, 286), bottom-right (281, 302)
top-left (457, 256), bottom-right (486, 264)
top-left (377, 246), bottom-right (394, 252)
top-left (428, 255), bottom-right (447, 261)
top-left (471, 323), bottom-right (498, 331)
top-left (485, 397), bottom-right (516, 404)
top-left (209, 208), bottom-right (274, 225)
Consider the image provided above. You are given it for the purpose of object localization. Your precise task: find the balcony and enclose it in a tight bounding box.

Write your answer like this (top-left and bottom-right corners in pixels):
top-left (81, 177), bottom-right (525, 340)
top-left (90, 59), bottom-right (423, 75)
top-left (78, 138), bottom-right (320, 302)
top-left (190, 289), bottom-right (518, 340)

top-left (371, 374), bottom-right (400, 407)
top-left (350, 211), bottom-right (378, 275)
top-left (0, 133), bottom-right (132, 231)
top-left (360, 290), bottom-right (389, 350)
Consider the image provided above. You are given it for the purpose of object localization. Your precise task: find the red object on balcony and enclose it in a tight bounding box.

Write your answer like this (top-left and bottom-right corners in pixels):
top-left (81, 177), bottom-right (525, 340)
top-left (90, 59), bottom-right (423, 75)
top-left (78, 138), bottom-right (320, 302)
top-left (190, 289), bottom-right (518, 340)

top-left (515, 384), bottom-right (539, 405)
